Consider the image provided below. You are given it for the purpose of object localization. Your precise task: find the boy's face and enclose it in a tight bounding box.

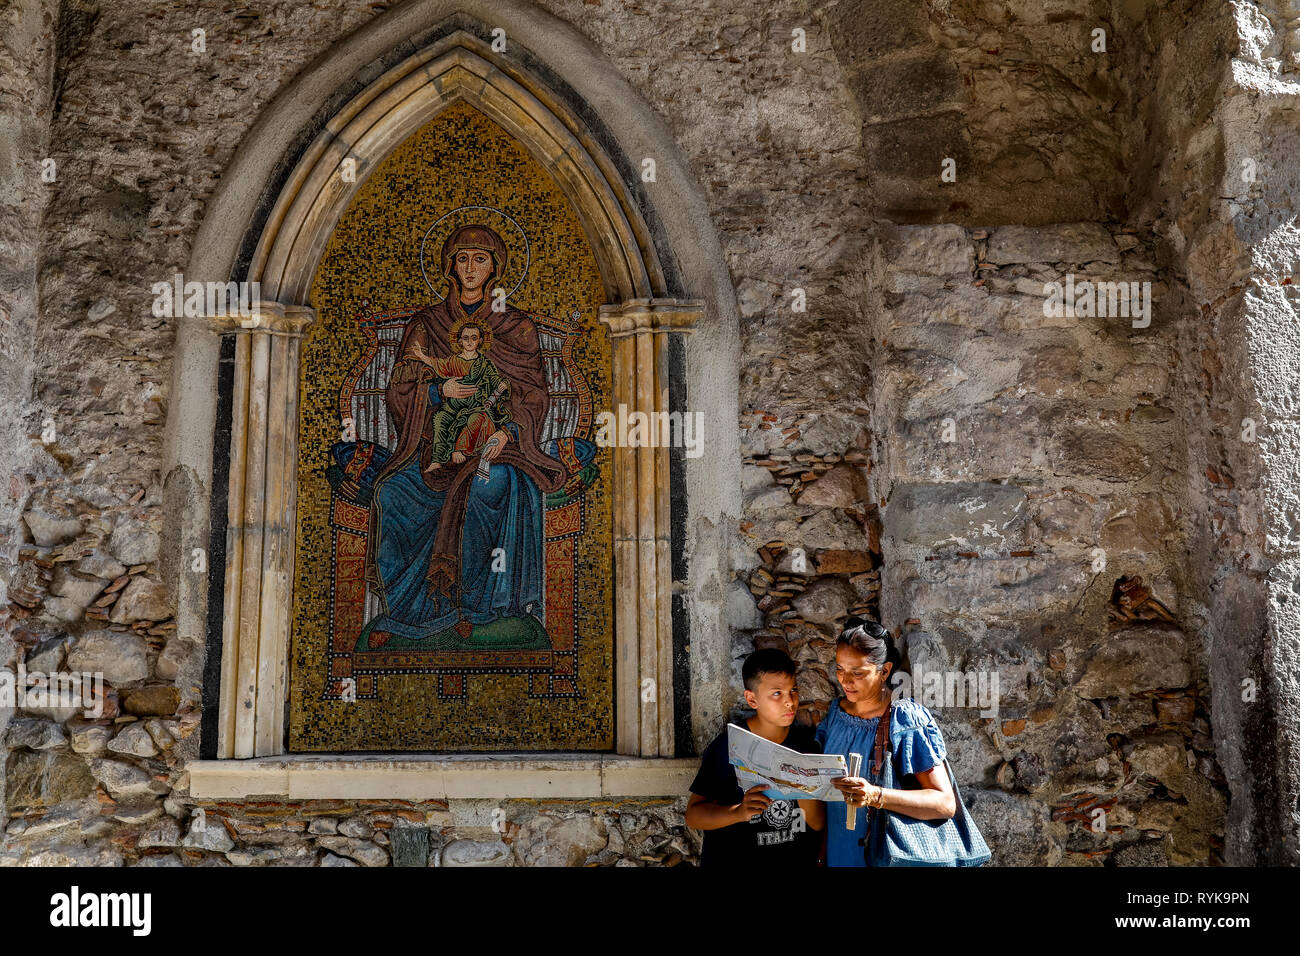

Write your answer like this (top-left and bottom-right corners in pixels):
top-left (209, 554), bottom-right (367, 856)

top-left (459, 326), bottom-right (482, 351)
top-left (743, 671), bottom-right (799, 726)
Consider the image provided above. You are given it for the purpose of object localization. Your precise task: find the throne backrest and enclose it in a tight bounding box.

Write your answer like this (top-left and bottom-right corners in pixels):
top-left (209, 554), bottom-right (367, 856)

top-left (340, 308), bottom-right (590, 452)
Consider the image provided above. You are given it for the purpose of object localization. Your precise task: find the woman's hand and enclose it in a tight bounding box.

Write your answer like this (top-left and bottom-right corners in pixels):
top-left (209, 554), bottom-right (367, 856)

top-left (441, 376), bottom-right (476, 399)
top-left (832, 775), bottom-right (873, 807)
top-left (832, 767), bottom-right (957, 819)
top-left (483, 428), bottom-right (511, 460)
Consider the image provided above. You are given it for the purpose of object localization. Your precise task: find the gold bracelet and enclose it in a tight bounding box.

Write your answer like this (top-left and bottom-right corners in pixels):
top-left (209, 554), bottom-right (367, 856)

top-left (870, 786), bottom-right (885, 810)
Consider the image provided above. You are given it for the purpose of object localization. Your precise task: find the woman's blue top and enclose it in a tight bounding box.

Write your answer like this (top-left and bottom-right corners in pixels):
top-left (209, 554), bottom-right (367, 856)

top-left (815, 697), bottom-right (948, 868)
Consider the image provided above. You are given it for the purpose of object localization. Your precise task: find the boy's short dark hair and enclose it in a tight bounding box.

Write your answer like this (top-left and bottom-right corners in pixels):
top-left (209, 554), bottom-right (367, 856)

top-left (742, 648), bottom-right (797, 692)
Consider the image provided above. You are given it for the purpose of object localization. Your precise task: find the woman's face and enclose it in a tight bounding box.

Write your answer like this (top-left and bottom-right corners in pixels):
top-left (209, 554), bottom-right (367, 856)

top-left (834, 644), bottom-right (891, 705)
top-left (453, 249), bottom-right (494, 294)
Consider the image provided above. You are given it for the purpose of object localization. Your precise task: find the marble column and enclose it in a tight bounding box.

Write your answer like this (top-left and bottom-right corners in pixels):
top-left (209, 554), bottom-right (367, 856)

top-left (598, 298), bottom-right (702, 756)
top-left (213, 301), bottom-right (315, 759)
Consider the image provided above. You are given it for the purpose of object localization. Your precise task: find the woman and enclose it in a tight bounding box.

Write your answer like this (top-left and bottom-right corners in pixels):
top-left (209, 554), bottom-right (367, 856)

top-left (818, 617), bottom-right (957, 867)
top-left (360, 224), bottom-right (567, 649)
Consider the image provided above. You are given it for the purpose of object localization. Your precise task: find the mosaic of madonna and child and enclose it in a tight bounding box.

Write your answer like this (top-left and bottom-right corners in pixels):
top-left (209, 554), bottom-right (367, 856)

top-left (290, 104), bottom-right (613, 751)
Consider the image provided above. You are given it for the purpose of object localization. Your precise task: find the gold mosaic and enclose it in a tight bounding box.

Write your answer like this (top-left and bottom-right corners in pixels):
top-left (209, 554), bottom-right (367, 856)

top-left (289, 101), bottom-right (613, 751)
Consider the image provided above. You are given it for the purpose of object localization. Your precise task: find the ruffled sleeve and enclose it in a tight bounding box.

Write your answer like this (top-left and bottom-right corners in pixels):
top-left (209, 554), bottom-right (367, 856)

top-left (890, 699), bottom-right (947, 777)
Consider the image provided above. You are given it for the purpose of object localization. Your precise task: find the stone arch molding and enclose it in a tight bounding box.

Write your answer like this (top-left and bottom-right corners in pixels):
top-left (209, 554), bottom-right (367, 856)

top-left (255, 37), bottom-right (662, 306)
top-left (170, 6), bottom-right (741, 797)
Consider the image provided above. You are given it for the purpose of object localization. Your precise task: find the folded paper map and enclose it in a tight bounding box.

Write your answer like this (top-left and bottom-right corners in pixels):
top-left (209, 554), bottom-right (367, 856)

top-left (727, 722), bottom-right (849, 801)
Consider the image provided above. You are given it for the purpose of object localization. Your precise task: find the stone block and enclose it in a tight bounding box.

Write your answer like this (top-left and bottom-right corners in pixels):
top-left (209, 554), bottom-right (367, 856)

top-left (442, 838), bottom-right (512, 867)
top-left (864, 111), bottom-right (971, 180)
top-left (109, 515), bottom-right (160, 566)
top-left (123, 685), bottom-right (180, 716)
top-left (1111, 841), bottom-right (1169, 866)
top-left (880, 223), bottom-right (973, 277)
top-left (25, 636), bottom-right (68, 674)
top-left (182, 814), bottom-right (235, 853)
top-left (896, 556), bottom-right (1091, 618)
top-left (109, 576), bottom-right (171, 624)
top-left (23, 509), bottom-right (84, 547)
top-left (1126, 731), bottom-right (1190, 788)
top-left (886, 481), bottom-right (1029, 553)
top-left (89, 758), bottom-right (162, 798)
top-left (50, 566), bottom-right (107, 609)
top-left (796, 464), bottom-right (869, 507)
top-left (515, 815), bottom-right (607, 867)
top-left (389, 826), bottom-right (430, 867)
top-left (5, 717), bottom-right (67, 751)
top-left (791, 578), bottom-right (857, 624)
top-left (985, 224), bottom-right (1119, 265)
top-left (106, 722), bottom-right (158, 758)
top-left (963, 788), bottom-right (1061, 866)
top-left (315, 836), bottom-right (388, 866)
top-left (831, 0), bottom-right (929, 59)
top-left (727, 579), bottom-right (763, 630)
top-left (855, 52), bottom-right (963, 123)
top-left (76, 550), bottom-right (127, 580)
top-left (5, 751), bottom-right (95, 809)
top-left (68, 719), bottom-right (111, 755)
top-left (1074, 627), bottom-right (1190, 697)
top-left (67, 630), bottom-right (150, 684)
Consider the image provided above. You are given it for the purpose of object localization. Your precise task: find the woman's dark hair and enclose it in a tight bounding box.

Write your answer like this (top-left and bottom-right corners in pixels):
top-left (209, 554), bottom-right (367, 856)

top-left (836, 616), bottom-right (903, 673)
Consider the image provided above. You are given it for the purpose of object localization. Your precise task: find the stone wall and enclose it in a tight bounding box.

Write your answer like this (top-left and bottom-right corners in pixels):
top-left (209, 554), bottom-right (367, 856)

top-left (1146, 0), bottom-right (1300, 865)
top-left (1, 0), bottom-right (1296, 866)
top-left (3, 794), bottom-right (700, 867)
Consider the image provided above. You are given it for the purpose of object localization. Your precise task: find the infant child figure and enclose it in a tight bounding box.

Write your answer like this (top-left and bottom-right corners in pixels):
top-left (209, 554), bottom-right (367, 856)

top-left (406, 321), bottom-right (511, 473)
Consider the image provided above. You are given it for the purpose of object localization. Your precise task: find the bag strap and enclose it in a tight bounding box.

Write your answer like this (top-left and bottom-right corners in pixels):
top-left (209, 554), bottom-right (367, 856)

top-left (860, 703), bottom-right (893, 860)
top-left (869, 702), bottom-right (892, 781)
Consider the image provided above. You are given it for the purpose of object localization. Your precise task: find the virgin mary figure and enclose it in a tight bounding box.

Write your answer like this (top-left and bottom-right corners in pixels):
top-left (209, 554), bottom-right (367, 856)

top-left (359, 223), bottom-right (568, 651)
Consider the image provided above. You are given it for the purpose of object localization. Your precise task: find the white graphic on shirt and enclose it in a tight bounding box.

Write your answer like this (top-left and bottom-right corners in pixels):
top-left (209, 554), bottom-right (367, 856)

top-left (761, 799), bottom-right (794, 829)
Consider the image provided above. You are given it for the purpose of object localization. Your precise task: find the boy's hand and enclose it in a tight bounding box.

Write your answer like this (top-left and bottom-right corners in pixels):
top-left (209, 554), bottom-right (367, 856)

top-left (734, 784), bottom-right (773, 822)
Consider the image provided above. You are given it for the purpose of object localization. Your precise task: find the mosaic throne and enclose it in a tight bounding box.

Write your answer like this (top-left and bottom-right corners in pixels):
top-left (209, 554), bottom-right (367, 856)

top-left (321, 304), bottom-right (599, 702)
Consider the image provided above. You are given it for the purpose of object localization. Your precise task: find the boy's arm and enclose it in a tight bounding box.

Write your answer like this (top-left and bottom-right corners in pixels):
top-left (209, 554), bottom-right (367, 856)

top-left (797, 798), bottom-right (825, 832)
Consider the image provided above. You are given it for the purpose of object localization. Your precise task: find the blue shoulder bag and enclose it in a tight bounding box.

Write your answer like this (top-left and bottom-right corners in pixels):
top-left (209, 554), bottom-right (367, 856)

top-left (862, 705), bottom-right (991, 867)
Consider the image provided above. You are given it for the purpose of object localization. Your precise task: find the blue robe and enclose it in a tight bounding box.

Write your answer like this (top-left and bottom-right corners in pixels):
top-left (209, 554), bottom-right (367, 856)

top-left (366, 418), bottom-right (546, 642)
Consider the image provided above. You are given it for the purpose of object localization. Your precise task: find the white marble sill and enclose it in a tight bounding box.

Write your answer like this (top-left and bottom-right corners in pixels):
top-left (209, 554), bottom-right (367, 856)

top-left (185, 754), bottom-right (698, 801)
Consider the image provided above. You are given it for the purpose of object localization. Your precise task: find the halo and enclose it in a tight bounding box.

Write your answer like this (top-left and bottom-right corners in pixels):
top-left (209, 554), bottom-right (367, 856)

top-left (418, 205), bottom-right (531, 303)
top-left (449, 315), bottom-right (493, 353)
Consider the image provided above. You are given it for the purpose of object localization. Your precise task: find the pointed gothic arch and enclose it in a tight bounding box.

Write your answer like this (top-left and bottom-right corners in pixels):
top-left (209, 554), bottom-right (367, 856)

top-left (169, 5), bottom-right (740, 796)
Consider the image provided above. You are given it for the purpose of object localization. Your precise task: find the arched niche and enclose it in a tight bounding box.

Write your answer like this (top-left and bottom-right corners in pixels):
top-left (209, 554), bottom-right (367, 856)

top-left (170, 6), bottom-right (740, 797)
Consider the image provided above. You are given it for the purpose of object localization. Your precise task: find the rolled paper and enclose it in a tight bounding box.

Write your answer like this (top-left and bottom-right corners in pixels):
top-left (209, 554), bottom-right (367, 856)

top-left (845, 752), bottom-right (863, 829)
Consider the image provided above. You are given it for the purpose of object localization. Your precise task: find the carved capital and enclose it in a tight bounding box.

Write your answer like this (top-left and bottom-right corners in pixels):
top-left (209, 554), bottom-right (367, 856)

top-left (212, 301), bottom-right (316, 336)
top-left (598, 298), bottom-right (703, 337)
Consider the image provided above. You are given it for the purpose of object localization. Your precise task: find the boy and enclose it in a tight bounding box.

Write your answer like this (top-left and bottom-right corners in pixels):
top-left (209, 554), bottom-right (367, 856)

top-left (685, 648), bottom-right (826, 867)
top-left (407, 320), bottom-right (510, 472)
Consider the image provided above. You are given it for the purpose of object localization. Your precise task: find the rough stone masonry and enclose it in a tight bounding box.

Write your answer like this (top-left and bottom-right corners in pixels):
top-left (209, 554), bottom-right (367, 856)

top-left (1, 0), bottom-right (1298, 866)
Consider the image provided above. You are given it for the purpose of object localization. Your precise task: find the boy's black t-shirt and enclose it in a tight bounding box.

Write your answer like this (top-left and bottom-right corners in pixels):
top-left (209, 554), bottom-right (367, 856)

top-left (689, 721), bottom-right (822, 868)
